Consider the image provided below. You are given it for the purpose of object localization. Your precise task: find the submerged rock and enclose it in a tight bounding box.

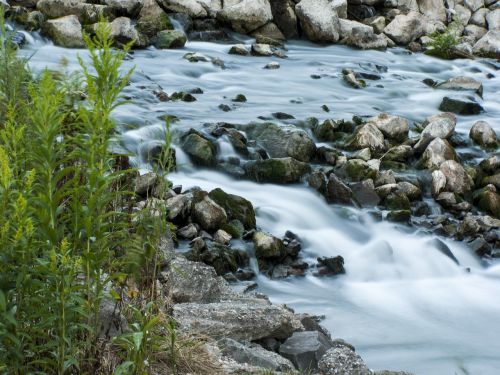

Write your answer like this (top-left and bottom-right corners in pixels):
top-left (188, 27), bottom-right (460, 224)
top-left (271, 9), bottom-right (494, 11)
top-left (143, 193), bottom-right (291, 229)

top-left (181, 129), bottom-right (218, 167)
top-left (245, 157), bottom-right (311, 183)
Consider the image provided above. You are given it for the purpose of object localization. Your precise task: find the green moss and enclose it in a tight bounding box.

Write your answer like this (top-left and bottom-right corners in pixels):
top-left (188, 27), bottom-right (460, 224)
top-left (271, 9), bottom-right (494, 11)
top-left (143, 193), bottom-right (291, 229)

top-left (208, 188), bottom-right (256, 229)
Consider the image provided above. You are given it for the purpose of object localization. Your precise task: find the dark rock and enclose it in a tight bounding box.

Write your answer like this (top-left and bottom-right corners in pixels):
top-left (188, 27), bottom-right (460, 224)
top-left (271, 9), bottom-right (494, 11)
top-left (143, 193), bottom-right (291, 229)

top-left (351, 179), bottom-right (381, 207)
top-left (279, 331), bottom-right (333, 372)
top-left (244, 157), bottom-right (311, 184)
top-left (386, 210), bottom-right (411, 223)
top-left (208, 188), bottom-right (256, 229)
top-left (317, 256), bottom-right (346, 275)
top-left (326, 174), bottom-right (353, 204)
top-left (181, 129), bottom-right (217, 167)
top-left (438, 96), bottom-right (484, 115)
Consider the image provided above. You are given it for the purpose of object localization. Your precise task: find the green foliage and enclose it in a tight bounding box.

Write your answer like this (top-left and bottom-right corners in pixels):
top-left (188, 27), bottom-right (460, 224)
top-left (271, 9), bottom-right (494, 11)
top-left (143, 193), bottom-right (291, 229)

top-left (0, 14), bottom-right (177, 374)
top-left (425, 20), bottom-right (463, 59)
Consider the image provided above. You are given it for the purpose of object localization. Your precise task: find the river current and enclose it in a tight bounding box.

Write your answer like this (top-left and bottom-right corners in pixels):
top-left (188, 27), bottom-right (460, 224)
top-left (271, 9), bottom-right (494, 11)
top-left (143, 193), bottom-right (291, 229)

top-left (23, 31), bottom-right (500, 375)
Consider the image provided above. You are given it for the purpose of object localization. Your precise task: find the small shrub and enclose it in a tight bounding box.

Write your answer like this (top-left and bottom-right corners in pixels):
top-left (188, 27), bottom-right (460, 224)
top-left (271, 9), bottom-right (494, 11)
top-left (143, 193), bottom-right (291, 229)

top-left (425, 20), bottom-right (463, 59)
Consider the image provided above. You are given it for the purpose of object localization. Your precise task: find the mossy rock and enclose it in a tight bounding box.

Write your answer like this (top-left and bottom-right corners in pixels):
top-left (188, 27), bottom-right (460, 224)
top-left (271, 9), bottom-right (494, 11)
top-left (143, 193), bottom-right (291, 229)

top-left (155, 30), bottom-right (187, 49)
top-left (385, 192), bottom-right (411, 211)
top-left (208, 188), bottom-right (256, 229)
top-left (244, 157), bottom-right (311, 184)
top-left (181, 129), bottom-right (217, 167)
top-left (474, 188), bottom-right (500, 218)
top-left (186, 244), bottom-right (248, 276)
top-left (387, 210), bottom-right (411, 223)
top-left (344, 159), bottom-right (377, 182)
top-left (221, 220), bottom-right (245, 239)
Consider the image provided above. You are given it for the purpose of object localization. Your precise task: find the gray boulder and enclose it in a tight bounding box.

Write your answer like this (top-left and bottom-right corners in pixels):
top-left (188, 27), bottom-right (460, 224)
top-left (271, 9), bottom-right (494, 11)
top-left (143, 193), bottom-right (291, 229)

top-left (37, 0), bottom-right (106, 23)
top-left (487, 9), bottom-right (500, 31)
top-left (295, 0), bottom-right (341, 42)
top-left (440, 160), bottom-right (474, 195)
top-left (413, 112), bottom-right (456, 153)
top-left (155, 29), bottom-right (187, 48)
top-left (279, 331), bottom-right (333, 372)
top-left (270, 0), bottom-right (298, 38)
top-left (192, 194), bottom-right (228, 231)
top-left (244, 157), bottom-right (311, 183)
top-left (104, 0), bottom-right (142, 17)
top-left (217, 0), bottom-right (273, 33)
top-left (181, 130), bottom-right (218, 167)
top-left (156, 0), bottom-right (208, 18)
top-left (473, 30), bottom-right (500, 58)
top-left (421, 138), bottom-right (457, 170)
top-left (470, 120), bottom-right (498, 148)
top-left (42, 15), bottom-right (84, 48)
top-left (436, 76), bottom-right (483, 97)
top-left (348, 123), bottom-right (386, 153)
top-left (137, 0), bottom-right (173, 37)
top-left (368, 113), bottom-right (409, 142)
top-left (318, 346), bottom-right (371, 375)
top-left (208, 188), bottom-right (256, 229)
top-left (384, 11), bottom-right (425, 45)
top-left (253, 231), bottom-right (285, 259)
top-left (418, 0), bottom-right (446, 22)
top-left (326, 173), bottom-right (353, 204)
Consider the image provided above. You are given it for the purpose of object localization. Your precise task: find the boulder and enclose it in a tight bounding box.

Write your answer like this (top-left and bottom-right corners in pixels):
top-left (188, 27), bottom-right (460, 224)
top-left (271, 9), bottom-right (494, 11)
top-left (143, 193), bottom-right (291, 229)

top-left (413, 112), bottom-right (456, 153)
top-left (348, 123), bottom-right (386, 153)
top-left (173, 297), bottom-right (303, 341)
top-left (470, 8), bottom-right (488, 28)
top-left (439, 97), bottom-right (484, 115)
top-left (104, 0), bottom-right (142, 17)
top-left (108, 17), bottom-right (145, 47)
top-left (244, 158), bottom-right (311, 183)
top-left (187, 242), bottom-right (248, 275)
top-left (473, 30), bottom-right (500, 58)
top-left (217, 0), bottom-right (273, 33)
top-left (156, 0), bottom-right (208, 18)
top-left (436, 76), bottom-right (483, 97)
top-left (368, 113), bottom-right (409, 142)
top-left (318, 346), bottom-right (371, 375)
top-left (487, 9), bottom-right (500, 31)
top-left (166, 194), bottom-right (192, 222)
top-left (37, 0), bottom-right (107, 24)
top-left (384, 11), bottom-right (425, 45)
top-left (270, 0), bottom-right (298, 38)
top-left (192, 194), bottom-right (228, 231)
top-left (351, 179), bottom-right (381, 206)
top-left (326, 173), bottom-right (353, 204)
top-left (229, 43), bottom-right (249, 55)
top-left (346, 26), bottom-right (388, 49)
top-left (219, 338), bottom-right (296, 372)
top-left (432, 170), bottom-right (447, 196)
top-left (440, 160), bottom-right (474, 194)
top-left (253, 231), bottom-right (285, 259)
top-left (454, 4), bottom-right (472, 26)
top-left (251, 43), bottom-right (274, 56)
top-left (475, 189), bottom-right (500, 218)
top-left (463, 24), bottom-right (488, 44)
top-left (137, 0), bottom-right (173, 37)
top-left (421, 138), bottom-right (457, 170)
top-left (470, 121), bottom-right (498, 148)
top-left (418, 0), bottom-right (446, 22)
top-left (464, 0), bottom-right (484, 12)
top-left (383, 145), bottom-right (413, 162)
top-left (279, 331), bottom-right (333, 371)
top-left (295, 0), bottom-right (341, 42)
top-left (208, 188), bottom-right (256, 229)
top-left (344, 159), bottom-right (377, 181)
top-left (339, 18), bottom-right (372, 39)
top-left (155, 29), bottom-right (187, 48)
top-left (245, 123), bottom-right (316, 162)
top-left (181, 130), bottom-right (218, 167)
top-left (42, 15), bottom-right (85, 48)
top-left (317, 256), bottom-right (346, 275)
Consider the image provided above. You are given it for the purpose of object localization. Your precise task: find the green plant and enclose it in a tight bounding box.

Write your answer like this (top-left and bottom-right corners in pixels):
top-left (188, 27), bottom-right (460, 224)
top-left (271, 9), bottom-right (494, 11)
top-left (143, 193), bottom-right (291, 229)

top-left (425, 19), bottom-right (463, 59)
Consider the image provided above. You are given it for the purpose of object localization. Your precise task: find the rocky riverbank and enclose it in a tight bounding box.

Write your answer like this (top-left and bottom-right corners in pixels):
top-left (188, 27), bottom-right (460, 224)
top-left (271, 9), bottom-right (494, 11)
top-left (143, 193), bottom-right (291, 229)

top-left (4, 0), bottom-right (500, 57)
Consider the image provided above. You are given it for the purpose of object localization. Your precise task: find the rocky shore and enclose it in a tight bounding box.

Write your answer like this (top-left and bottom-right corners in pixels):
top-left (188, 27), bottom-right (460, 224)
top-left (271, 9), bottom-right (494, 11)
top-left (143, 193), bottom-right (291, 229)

top-left (4, 0), bottom-right (500, 57)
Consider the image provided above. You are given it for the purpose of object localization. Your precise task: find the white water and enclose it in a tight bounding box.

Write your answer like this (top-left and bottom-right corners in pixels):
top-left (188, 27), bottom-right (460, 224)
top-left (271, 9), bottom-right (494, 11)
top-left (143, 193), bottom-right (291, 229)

top-left (23, 34), bottom-right (500, 374)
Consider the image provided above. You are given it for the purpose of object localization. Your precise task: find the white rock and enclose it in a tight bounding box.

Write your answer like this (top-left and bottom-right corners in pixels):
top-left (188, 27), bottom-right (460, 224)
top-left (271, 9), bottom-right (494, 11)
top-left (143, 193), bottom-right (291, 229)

top-left (470, 8), bottom-right (489, 28)
top-left (384, 11), bottom-right (425, 45)
top-left (440, 160), bottom-right (474, 194)
top-left (454, 4), bottom-right (472, 25)
top-left (42, 15), bottom-right (84, 48)
top-left (217, 0), bottom-right (273, 33)
top-left (432, 170), bottom-right (447, 196)
top-left (486, 9), bottom-right (500, 30)
top-left (295, 0), bottom-right (341, 42)
top-left (418, 0), bottom-right (447, 22)
top-left (473, 30), bottom-right (500, 57)
top-left (464, 0), bottom-right (484, 12)
top-left (414, 112), bottom-right (456, 152)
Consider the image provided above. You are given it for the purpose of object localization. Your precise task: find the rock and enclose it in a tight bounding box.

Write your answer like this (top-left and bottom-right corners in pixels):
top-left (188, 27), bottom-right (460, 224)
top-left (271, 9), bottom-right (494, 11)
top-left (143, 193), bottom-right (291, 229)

top-left (104, 0), bottom-right (142, 17)
top-left (384, 0), bottom-right (419, 12)
top-left (464, 24), bottom-right (488, 44)
top-left (42, 15), bottom-right (84, 48)
top-left (137, 0), bottom-right (172, 37)
top-left (385, 192), bottom-right (411, 210)
top-left (487, 9), bottom-right (500, 31)
top-left (181, 129), bottom-right (217, 167)
top-left (348, 123), bottom-right (386, 153)
top-left (346, 25), bottom-right (388, 49)
top-left (214, 229), bottom-right (232, 245)
top-left (166, 194), bottom-right (192, 222)
top-left (470, 8), bottom-right (488, 28)
top-left (383, 145), bottom-right (413, 162)
top-left (270, 0), bottom-right (298, 38)
top-left (219, 338), bottom-right (296, 372)
top-left (244, 157), bottom-right (311, 183)
top-left (384, 11), bottom-right (425, 45)
top-left (454, 4), bottom-right (472, 26)
top-left (464, 0), bottom-right (484, 12)
top-left (279, 331), bottom-right (333, 372)
top-left (343, 68), bottom-right (366, 88)
top-left (251, 43), bottom-right (273, 56)
top-left (387, 209), bottom-right (411, 223)
top-left (470, 121), bottom-right (498, 148)
top-left (177, 223), bottom-right (198, 240)
top-left (475, 188), bottom-right (500, 218)
top-left (37, 0), bottom-right (105, 23)
top-left (192, 194), bottom-right (228, 231)
top-left (264, 61), bottom-right (280, 69)
top-left (155, 29), bottom-right (187, 48)
top-left (295, 0), bottom-right (341, 42)
top-left (183, 52), bottom-right (210, 62)
top-left (339, 18), bottom-right (372, 39)
top-left (473, 30), bottom-right (500, 58)
top-left (157, 0), bottom-right (208, 18)
top-left (253, 231), bottom-right (285, 259)
top-left (107, 17), bottom-right (145, 47)
top-left (173, 297), bottom-right (303, 341)
top-left (217, 0), bottom-right (273, 34)
top-left (376, 170), bottom-right (397, 186)
top-left (483, 174), bottom-right (500, 190)
top-left (397, 181), bottom-right (421, 200)
top-left (99, 298), bottom-right (127, 339)
top-left (318, 346), bottom-right (371, 375)
top-left (440, 160), bottom-right (474, 194)
top-left (165, 256), bottom-right (234, 303)
top-left (436, 76), bottom-right (483, 97)
top-left (253, 22), bottom-right (286, 41)
top-left (421, 138), bottom-right (457, 170)
top-left (418, 0), bottom-right (446, 22)
top-left (439, 97), bottom-right (484, 115)
top-left (229, 43), bottom-right (249, 55)
top-left (317, 256), bottom-right (346, 275)
top-left (352, 179), bottom-right (380, 206)
top-left (414, 113), bottom-right (456, 153)
top-left (432, 170), bottom-right (447, 196)
top-left (326, 174), bottom-right (353, 204)
top-left (208, 188), bottom-right (256, 229)
top-left (245, 123), bottom-right (316, 162)
top-left (134, 172), bottom-right (159, 196)
top-left (187, 242), bottom-right (248, 275)
top-left (368, 113), bottom-right (409, 142)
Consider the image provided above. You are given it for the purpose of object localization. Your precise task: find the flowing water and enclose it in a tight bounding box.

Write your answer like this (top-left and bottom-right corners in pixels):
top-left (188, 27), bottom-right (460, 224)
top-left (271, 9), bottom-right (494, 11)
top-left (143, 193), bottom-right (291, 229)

top-left (23, 32), bottom-right (500, 375)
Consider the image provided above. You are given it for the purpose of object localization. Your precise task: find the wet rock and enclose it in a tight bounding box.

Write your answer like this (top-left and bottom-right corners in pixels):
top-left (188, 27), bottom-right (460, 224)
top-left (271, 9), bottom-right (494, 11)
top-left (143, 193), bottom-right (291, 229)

top-left (421, 138), bottom-right (457, 170)
top-left (474, 188), bottom-right (500, 218)
top-left (181, 129), bottom-right (217, 167)
top-left (344, 159), bottom-right (377, 182)
top-left (439, 97), bottom-right (484, 115)
top-left (107, 17), bottom-right (147, 47)
top-left (177, 223), bottom-right (199, 240)
top-left (483, 174), bottom-right (500, 190)
top-left (318, 346), bottom-right (371, 375)
top-left (192, 193), bottom-right (228, 231)
top-left (279, 331), bottom-right (333, 372)
top-left (229, 43), bottom-right (249, 55)
top-left (295, 0), bottom-right (341, 42)
top-left (368, 113), bottom-right (409, 142)
top-left (383, 145), bottom-right (413, 162)
top-left (173, 297), bottom-right (303, 341)
top-left (245, 123), bottom-right (316, 162)
top-left (244, 157), bottom-right (311, 184)
top-left (469, 121), bottom-right (498, 148)
top-left (155, 29), bottom-right (187, 48)
top-left (468, 236), bottom-right (492, 256)
top-left (317, 256), bottom-right (346, 275)
top-left (183, 51), bottom-right (210, 62)
top-left (413, 112), bottom-right (456, 153)
top-left (348, 123), bottom-right (386, 153)
top-left (137, 0), bottom-right (173, 37)
top-left (385, 192), bottom-right (411, 211)
top-left (253, 231), bottom-right (285, 259)
top-left (165, 256), bottom-right (234, 303)
top-left (397, 181), bottom-right (421, 201)
top-left (104, 0), bottom-right (141, 17)
top-left (343, 68), bottom-right (366, 88)
top-left (214, 229), bottom-right (232, 245)
top-left (134, 172), bottom-right (159, 196)
top-left (473, 30), bottom-right (500, 58)
top-left (326, 173), bottom-right (353, 204)
top-left (440, 160), bottom-right (474, 195)
top-left (219, 338), bottom-right (296, 372)
top-left (270, 0), bottom-right (298, 38)
top-left (208, 188), bottom-right (256, 229)
top-left (166, 194), bottom-right (192, 222)
top-left (42, 15), bottom-right (84, 48)
top-left (376, 170), bottom-right (397, 186)
top-left (387, 209), bottom-right (411, 223)
top-left (251, 43), bottom-right (273, 56)
top-left (384, 11), bottom-right (425, 45)
top-left (264, 61), bottom-right (280, 69)
top-left (217, 0), bottom-right (273, 34)
top-left (37, 0), bottom-right (106, 23)
top-left (187, 242), bottom-right (248, 275)
top-left (436, 76), bottom-right (483, 97)
top-left (352, 179), bottom-right (380, 207)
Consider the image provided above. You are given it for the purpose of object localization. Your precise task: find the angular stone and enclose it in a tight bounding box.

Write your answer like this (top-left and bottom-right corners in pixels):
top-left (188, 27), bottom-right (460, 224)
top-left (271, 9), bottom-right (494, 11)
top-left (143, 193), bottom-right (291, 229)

top-left (295, 0), bottom-right (341, 42)
top-left (42, 15), bottom-right (84, 48)
top-left (470, 120), bottom-right (498, 148)
top-left (318, 346), bottom-right (371, 375)
top-left (279, 331), bottom-right (333, 372)
top-left (244, 157), bottom-right (311, 184)
top-left (217, 0), bottom-right (273, 33)
top-left (384, 11), bottom-right (425, 45)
